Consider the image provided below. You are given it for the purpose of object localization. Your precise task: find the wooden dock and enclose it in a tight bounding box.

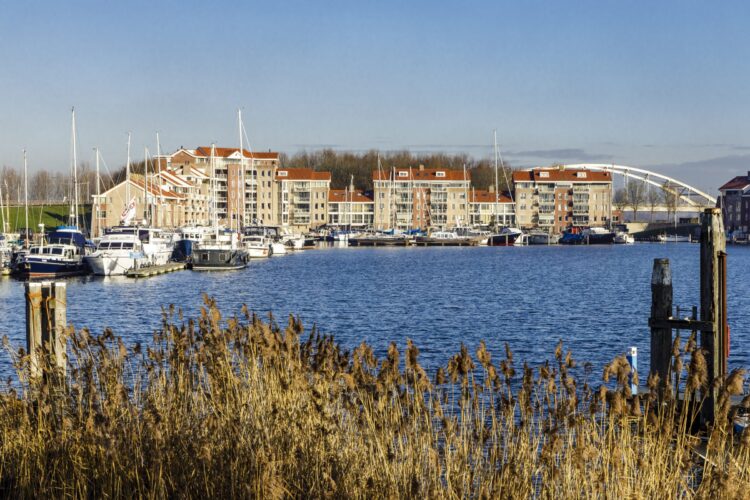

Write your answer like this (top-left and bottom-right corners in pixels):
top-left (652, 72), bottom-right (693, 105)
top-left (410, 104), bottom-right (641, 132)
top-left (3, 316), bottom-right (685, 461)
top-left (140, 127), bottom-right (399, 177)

top-left (126, 262), bottom-right (186, 278)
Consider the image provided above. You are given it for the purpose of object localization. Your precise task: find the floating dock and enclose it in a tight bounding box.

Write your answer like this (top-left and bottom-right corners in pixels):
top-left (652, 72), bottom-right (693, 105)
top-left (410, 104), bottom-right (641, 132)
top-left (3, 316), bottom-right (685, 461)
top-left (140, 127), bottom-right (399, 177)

top-left (126, 262), bottom-right (186, 278)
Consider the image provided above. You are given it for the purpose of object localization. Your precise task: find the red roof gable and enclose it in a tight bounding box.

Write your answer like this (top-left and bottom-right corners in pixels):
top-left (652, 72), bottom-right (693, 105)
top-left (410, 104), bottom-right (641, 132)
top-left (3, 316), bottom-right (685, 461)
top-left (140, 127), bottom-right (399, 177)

top-left (372, 168), bottom-right (470, 181)
top-left (194, 146), bottom-right (279, 160)
top-left (470, 190), bottom-right (513, 203)
top-left (719, 175), bottom-right (750, 191)
top-left (512, 168), bottom-right (612, 183)
top-left (275, 168), bottom-right (331, 181)
top-left (328, 189), bottom-right (374, 203)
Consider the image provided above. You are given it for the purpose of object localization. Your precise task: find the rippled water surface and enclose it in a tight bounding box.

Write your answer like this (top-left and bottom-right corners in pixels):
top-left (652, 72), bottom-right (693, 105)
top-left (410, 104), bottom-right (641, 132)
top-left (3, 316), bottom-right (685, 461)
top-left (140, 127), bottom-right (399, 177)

top-left (1, 243), bottom-right (748, 377)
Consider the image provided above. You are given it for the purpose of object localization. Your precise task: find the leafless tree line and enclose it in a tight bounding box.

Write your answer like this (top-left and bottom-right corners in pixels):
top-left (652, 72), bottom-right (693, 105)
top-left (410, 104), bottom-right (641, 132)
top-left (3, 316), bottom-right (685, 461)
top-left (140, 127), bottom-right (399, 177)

top-left (0, 163), bottom-right (117, 205)
top-left (613, 179), bottom-right (680, 221)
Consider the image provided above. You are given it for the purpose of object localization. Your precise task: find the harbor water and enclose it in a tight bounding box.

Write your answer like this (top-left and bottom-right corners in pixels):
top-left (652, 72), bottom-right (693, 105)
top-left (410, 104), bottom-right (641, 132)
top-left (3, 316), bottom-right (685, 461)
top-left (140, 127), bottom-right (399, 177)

top-left (0, 243), bottom-right (748, 378)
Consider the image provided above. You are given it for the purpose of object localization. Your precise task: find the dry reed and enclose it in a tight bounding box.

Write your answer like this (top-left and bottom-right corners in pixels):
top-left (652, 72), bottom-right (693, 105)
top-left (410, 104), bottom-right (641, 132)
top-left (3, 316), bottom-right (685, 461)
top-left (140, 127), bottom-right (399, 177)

top-left (0, 295), bottom-right (748, 498)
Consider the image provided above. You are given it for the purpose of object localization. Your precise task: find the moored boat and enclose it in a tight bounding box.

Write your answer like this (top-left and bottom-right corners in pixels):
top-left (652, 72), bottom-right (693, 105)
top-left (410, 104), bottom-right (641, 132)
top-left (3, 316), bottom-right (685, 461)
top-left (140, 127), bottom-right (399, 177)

top-left (488, 227), bottom-right (523, 246)
top-left (414, 231), bottom-right (478, 246)
top-left (17, 226), bottom-right (92, 278)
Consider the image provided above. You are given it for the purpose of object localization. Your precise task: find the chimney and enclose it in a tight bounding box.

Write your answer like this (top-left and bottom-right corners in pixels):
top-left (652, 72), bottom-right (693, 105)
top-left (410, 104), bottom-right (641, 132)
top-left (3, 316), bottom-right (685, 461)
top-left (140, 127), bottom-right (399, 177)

top-left (419, 164), bottom-right (425, 171)
top-left (488, 185), bottom-right (495, 193)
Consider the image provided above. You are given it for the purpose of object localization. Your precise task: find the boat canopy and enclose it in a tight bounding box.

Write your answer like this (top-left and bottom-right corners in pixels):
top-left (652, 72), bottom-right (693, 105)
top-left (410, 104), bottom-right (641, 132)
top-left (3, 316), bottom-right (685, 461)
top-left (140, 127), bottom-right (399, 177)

top-left (48, 229), bottom-right (86, 247)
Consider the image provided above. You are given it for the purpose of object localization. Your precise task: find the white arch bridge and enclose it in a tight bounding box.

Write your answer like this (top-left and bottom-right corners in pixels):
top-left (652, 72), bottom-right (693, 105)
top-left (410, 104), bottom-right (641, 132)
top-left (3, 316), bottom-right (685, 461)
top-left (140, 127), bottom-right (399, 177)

top-left (549, 164), bottom-right (717, 209)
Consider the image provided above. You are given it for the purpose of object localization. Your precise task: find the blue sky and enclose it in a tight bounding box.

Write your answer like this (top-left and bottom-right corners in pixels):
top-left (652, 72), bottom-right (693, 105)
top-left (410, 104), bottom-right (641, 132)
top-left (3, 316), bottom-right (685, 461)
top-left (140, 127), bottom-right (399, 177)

top-left (1, 0), bottom-right (748, 192)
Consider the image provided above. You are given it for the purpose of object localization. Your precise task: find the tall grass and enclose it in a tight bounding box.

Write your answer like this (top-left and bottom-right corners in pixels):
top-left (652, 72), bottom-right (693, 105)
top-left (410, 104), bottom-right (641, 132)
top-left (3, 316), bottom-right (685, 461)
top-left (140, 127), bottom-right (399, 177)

top-left (1, 295), bottom-right (748, 497)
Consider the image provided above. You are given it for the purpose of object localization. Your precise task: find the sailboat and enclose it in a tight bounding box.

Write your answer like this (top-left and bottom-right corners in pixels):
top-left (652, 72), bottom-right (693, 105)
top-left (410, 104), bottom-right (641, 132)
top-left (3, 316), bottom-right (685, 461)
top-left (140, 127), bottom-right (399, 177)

top-left (487, 130), bottom-right (523, 246)
top-left (17, 110), bottom-right (92, 278)
top-left (188, 144), bottom-right (247, 270)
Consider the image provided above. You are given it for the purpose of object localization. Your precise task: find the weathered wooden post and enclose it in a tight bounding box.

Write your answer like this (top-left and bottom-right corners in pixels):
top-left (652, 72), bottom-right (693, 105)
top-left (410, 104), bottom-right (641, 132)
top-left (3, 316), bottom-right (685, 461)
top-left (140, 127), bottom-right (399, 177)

top-left (650, 258), bottom-right (673, 393)
top-left (25, 282), bottom-right (43, 378)
top-left (700, 208), bottom-right (727, 425)
top-left (25, 281), bottom-right (67, 378)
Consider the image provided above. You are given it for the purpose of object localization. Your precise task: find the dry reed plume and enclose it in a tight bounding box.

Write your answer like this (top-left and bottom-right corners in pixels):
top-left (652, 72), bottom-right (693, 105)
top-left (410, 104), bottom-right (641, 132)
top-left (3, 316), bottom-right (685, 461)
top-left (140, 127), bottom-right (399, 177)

top-left (0, 296), bottom-right (748, 498)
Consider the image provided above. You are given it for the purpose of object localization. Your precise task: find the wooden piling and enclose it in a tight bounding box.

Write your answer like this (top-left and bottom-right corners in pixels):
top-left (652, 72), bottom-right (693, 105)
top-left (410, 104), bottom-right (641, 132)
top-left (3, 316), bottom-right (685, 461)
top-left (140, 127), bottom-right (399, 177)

top-left (24, 281), bottom-right (67, 378)
top-left (25, 282), bottom-right (43, 378)
top-left (650, 258), bottom-right (673, 392)
top-left (700, 207), bottom-right (726, 425)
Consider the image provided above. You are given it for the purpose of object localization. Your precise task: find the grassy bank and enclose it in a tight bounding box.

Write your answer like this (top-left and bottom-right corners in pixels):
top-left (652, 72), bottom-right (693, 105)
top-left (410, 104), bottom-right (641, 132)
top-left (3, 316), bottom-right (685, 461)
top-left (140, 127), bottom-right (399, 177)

top-left (1, 297), bottom-right (748, 497)
top-left (0, 204), bottom-right (91, 232)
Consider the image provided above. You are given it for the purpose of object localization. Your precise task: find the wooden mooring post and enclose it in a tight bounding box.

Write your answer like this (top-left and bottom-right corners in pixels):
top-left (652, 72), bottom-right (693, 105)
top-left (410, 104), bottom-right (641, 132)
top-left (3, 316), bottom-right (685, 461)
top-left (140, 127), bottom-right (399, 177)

top-left (24, 281), bottom-right (67, 378)
top-left (647, 208), bottom-right (727, 426)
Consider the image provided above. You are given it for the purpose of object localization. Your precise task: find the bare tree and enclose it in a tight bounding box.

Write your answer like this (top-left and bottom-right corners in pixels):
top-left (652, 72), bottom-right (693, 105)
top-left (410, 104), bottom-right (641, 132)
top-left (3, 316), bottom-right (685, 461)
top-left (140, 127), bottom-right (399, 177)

top-left (646, 186), bottom-right (662, 222)
top-left (613, 187), bottom-right (629, 214)
top-left (626, 178), bottom-right (645, 222)
top-left (661, 181), bottom-right (679, 221)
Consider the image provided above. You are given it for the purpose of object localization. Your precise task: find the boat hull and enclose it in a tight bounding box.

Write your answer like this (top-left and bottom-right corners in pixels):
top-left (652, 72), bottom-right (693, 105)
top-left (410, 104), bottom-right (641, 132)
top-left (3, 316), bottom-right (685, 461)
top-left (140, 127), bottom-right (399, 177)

top-left (488, 233), bottom-right (520, 246)
top-left (414, 237), bottom-right (478, 246)
top-left (84, 255), bottom-right (144, 276)
top-left (17, 258), bottom-right (88, 278)
top-left (188, 249), bottom-right (247, 271)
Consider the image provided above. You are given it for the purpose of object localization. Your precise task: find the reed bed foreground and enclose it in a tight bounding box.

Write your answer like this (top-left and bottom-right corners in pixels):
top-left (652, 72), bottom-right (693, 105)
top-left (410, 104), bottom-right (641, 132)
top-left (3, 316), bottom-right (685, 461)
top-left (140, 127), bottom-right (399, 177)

top-left (1, 296), bottom-right (749, 498)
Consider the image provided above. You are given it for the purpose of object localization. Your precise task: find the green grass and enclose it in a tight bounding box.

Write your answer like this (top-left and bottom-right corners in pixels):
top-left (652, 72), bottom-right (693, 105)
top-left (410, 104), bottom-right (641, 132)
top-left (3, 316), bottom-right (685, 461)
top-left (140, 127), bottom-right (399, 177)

top-left (1, 204), bottom-right (91, 233)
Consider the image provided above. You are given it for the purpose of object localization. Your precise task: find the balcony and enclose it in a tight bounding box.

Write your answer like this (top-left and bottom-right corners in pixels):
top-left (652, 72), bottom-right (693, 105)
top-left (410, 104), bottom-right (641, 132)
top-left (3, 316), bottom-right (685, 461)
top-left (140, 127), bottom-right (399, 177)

top-left (539, 204), bottom-right (555, 213)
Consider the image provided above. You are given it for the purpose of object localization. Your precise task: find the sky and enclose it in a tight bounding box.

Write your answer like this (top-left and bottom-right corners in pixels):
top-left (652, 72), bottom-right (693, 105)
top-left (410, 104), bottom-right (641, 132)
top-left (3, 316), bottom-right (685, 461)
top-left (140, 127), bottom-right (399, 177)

top-left (1, 0), bottom-right (749, 193)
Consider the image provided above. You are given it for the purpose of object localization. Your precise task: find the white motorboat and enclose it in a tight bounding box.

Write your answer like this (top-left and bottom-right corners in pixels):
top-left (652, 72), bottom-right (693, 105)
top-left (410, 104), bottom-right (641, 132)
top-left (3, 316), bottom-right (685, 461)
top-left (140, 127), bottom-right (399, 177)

top-left (84, 226), bottom-right (173, 276)
top-left (242, 234), bottom-right (271, 258)
top-left (84, 228), bottom-right (146, 276)
top-left (614, 232), bottom-right (635, 244)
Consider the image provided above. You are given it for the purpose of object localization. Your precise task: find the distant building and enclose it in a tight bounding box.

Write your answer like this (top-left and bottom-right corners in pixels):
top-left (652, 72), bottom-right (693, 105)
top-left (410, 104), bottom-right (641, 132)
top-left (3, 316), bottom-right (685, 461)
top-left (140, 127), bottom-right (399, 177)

top-left (274, 168), bottom-right (332, 231)
top-left (468, 189), bottom-right (515, 226)
top-left (157, 147), bottom-right (280, 228)
top-left (512, 168), bottom-right (613, 233)
top-left (372, 166), bottom-right (471, 230)
top-left (92, 176), bottom-right (186, 230)
top-left (328, 189), bottom-right (374, 227)
top-left (718, 172), bottom-right (750, 234)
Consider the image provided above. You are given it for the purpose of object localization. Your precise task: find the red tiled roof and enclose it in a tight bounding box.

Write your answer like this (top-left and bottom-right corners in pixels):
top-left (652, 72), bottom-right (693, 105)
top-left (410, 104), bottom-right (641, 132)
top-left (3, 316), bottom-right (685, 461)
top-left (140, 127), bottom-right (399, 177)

top-left (130, 178), bottom-right (185, 199)
top-left (328, 189), bottom-right (374, 203)
top-left (275, 168), bottom-right (331, 181)
top-left (194, 146), bottom-right (279, 160)
top-left (470, 190), bottom-right (513, 203)
top-left (719, 176), bottom-right (750, 191)
top-left (372, 168), bottom-right (470, 181)
top-left (512, 168), bottom-right (611, 183)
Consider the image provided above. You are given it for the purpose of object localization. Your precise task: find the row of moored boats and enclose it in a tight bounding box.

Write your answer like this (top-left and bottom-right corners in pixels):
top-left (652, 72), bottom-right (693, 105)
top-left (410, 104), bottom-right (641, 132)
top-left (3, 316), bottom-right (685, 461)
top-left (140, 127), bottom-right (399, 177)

top-left (1, 224), bottom-right (312, 278)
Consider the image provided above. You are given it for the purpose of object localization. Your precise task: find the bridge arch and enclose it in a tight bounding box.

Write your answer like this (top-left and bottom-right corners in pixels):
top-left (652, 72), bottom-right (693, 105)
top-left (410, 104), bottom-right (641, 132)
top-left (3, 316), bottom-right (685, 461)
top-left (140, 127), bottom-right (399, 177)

top-left (547, 164), bottom-right (716, 207)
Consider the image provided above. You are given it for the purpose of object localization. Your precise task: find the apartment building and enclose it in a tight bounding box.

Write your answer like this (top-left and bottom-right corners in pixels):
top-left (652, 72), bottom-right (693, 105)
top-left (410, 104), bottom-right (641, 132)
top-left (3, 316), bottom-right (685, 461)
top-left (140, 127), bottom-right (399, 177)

top-left (92, 175), bottom-right (186, 231)
top-left (469, 189), bottom-right (515, 226)
top-left (718, 172), bottom-right (750, 235)
top-left (512, 168), bottom-right (613, 233)
top-left (372, 166), bottom-right (471, 230)
top-left (274, 168), bottom-right (332, 231)
top-left (158, 146), bottom-right (280, 227)
top-left (328, 189), bottom-right (375, 227)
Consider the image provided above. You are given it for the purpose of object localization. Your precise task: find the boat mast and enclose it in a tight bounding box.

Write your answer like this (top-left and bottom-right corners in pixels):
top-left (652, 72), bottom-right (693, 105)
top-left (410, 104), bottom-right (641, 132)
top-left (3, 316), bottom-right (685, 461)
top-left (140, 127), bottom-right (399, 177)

top-left (495, 131), bottom-right (514, 226)
top-left (143, 147), bottom-right (149, 223)
top-left (126, 133), bottom-right (131, 210)
top-left (211, 143), bottom-right (218, 239)
top-left (23, 149), bottom-right (28, 247)
top-left (71, 108), bottom-right (80, 227)
top-left (94, 147), bottom-right (100, 238)
top-left (238, 108), bottom-right (245, 229)
top-left (463, 163), bottom-right (469, 226)
top-left (493, 130), bottom-right (499, 229)
top-left (156, 132), bottom-right (164, 225)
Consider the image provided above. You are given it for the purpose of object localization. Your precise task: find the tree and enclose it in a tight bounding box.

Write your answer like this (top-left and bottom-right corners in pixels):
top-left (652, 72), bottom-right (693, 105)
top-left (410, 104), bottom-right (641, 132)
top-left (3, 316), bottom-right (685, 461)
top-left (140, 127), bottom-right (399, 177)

top-left (646, 186), bottom-right (662, 222)
top-left (613, 187), bottom-right (629, 214)
top-left (626, 178), bottom-right (645, 222)
top-left (661, 181), bottom-right (678, 222)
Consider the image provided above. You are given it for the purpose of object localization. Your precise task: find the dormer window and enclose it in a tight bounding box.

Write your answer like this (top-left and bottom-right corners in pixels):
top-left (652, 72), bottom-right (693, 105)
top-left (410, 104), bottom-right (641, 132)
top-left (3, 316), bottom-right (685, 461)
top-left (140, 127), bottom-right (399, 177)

top-left (398, 171), bottom-right (408, 178)
top-left (277, 171), bottom-right (288, 177)
top-left (576, 172), bottom-right (587, 178)
top-left (435, 171), bottom-right (446, 178)
top-left (538, 171), bottom-right (550, 178)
